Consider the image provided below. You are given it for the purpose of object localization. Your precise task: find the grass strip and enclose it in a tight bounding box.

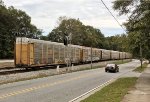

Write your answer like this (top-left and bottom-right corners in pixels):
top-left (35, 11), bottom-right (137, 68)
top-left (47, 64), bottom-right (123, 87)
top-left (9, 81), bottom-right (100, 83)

top-left (113, 59), bottom-right (131, 65)
top-left (75, 59), bottom-right (131, 72)
top-left (133, 62), bottom-right (148, 73)
top-left (81, 77), bottom-right (137, 102)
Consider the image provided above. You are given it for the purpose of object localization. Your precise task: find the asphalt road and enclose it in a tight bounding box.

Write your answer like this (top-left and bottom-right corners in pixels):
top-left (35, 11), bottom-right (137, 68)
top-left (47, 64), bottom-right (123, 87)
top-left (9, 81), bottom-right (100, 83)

top-left (0, 59), bottom-right (140, 102)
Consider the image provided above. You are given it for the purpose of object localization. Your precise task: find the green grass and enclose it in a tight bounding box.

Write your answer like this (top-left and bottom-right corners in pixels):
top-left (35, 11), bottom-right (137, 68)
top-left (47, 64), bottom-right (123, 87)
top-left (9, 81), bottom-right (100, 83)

top-left (81, 77), bottom-right (137, 102)
top-left (74, 59), bottom-right (131, 72)
top-left (113, 59), bottom-right (131, 65)
top-left (133, 62), bottom-right (148, 72)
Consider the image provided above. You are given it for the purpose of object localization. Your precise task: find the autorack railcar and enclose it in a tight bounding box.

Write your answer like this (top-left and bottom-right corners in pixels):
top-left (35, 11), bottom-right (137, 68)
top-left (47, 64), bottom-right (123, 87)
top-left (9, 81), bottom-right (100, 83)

top-left (111, 51), bottom-right (120, 60)
top-left (15, 37), bottom-right (131, 68)
top-left (101, 49), bottom-right (111, 61)
top-left (15, 37), bottom-right (82, 67)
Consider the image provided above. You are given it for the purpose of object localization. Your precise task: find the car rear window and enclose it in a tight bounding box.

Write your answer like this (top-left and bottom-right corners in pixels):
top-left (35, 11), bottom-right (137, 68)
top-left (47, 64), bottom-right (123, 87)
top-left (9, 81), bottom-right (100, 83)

top-left (106, 64), bottom-right (115, 67)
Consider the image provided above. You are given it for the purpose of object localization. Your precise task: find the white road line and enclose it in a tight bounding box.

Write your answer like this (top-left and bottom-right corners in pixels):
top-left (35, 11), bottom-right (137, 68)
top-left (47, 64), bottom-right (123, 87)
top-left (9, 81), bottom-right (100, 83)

top-left (69, 65), bottom-right (140, 102)
top-left (68, 78), bottom-right (115, 102)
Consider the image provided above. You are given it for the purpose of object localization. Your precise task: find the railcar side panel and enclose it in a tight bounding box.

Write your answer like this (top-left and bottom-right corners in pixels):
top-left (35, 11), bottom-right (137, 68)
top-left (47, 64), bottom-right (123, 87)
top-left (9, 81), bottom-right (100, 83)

top-left (29, 43), bottom-right (34, 65)
top-left (47, 44), bottom-right (53, 64)
top-left (92, 48), bottom-right (101, 61)
top-left (101, 49), bottom-right (111, 60)
top-left (15, 38), bottom-right (29, 67)
top-left (15, 37), bottom-right (132, 67)
top-left (82, 47), bottom-right (89, 62)
top-left (111, 51), bottom-right (119, 60)
top-left (59, 45), bottom-right (65, 64)
top-left (34, 43), bottom-right (41, 64)
top-left (16, 44), bottom-right (28, 66)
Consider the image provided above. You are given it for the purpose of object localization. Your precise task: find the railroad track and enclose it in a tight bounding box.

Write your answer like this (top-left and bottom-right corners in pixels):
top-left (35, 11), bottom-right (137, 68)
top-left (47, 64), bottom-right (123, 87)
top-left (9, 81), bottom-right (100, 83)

top-left (0, 60), bottom-right (130, 76)
top-left (0, 68), bottom-right (27, 75)
top-left (0, 62), bottom-right (85, 76)
top-left (0, 66), bottom-right (58, 76)
top-left (0, 67), bottom-right (16, 70)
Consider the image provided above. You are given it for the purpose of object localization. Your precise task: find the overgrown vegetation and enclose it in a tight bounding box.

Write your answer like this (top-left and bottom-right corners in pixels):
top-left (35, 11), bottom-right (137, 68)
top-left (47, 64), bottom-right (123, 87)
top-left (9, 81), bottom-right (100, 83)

top-left (133, 62), bottom-right (148, 72)
top-left (113, 0), bottom-right (150, 63)
top-left (81, 77), bottom-right (137, 102)
top-left (113, 59), bottom-right (131, 65)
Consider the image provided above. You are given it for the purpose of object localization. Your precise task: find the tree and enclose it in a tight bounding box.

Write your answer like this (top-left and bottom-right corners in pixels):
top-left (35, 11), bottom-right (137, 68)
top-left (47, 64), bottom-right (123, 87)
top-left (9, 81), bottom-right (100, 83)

top-left (48, 17), bottom-right (105, 48)
top-left (105, 34), bottom-right (129, 52)
top-left (0, 0), bottom-right (4, 6)
top-left (40, 35), bottom-right (48, 40)
top-left (113, 0), bottom-right (150, 63)
top-left (0, 0), bottom-right (42, 59)
top-left (0, 1), bottom-right (12, 58)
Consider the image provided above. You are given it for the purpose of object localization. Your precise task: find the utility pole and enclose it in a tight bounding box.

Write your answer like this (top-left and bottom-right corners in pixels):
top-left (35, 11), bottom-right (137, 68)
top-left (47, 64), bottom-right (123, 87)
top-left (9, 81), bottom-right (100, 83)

top-left (91, 46), bottom-right (93, 69)
top-left (69, 33), bottom-right (72, 71)
top-left (140, 42), bottom-right (143, 68)
top-left (64, 33), bottom-right (72, 71)
top-left (121, 41), bottom-right (123, 63)
top-left (64, 33), bottom-right (69, 71)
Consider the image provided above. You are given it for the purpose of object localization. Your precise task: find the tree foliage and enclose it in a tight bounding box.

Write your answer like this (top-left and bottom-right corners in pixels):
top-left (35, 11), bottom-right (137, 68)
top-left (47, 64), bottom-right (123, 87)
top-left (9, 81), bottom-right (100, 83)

top-left (48, 16), bottom-right (129, 52)
top-left (0, 0), bottom-right (134, 59)
top-left (105, 34), bottom-right (129, 52)
top-left (48, 17), bottom-right (105, 48)
top-left (0, 0), bottom-right (42, 58)
top-left (113, 0), bottom-right (150, 61)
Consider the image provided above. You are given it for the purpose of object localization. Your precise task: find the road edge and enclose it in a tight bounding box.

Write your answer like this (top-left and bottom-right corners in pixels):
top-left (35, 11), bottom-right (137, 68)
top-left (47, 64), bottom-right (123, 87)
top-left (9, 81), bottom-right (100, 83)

top-left (69, 78), bottom-right (116, 102)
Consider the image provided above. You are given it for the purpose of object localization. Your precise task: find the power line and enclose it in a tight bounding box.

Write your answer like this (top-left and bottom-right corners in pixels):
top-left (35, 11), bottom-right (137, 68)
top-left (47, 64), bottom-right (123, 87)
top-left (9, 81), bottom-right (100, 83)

top-left (100, 0), bottom-right (126, 33)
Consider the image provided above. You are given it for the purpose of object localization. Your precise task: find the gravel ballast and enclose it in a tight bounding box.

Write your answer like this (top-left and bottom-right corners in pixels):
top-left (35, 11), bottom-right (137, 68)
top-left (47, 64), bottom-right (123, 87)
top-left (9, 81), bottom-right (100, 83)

top-left (0, 60), bottom-right (130, 85)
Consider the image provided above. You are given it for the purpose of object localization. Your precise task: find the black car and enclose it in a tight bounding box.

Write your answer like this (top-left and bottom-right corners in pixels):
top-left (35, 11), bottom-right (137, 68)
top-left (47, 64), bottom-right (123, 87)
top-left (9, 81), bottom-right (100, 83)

top-left (105, 64), bottom-right (119, 73)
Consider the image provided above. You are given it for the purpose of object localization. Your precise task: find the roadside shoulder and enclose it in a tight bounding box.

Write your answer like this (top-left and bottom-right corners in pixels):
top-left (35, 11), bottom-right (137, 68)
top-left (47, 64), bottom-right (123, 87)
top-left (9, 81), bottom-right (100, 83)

top-left (121, 64), bottom-right (150, 102)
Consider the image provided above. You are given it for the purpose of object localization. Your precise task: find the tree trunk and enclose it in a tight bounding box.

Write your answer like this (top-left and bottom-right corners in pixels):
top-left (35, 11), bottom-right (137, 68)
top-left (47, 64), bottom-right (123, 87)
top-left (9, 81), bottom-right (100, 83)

top-left (140, 59), bottom-right (143, 68)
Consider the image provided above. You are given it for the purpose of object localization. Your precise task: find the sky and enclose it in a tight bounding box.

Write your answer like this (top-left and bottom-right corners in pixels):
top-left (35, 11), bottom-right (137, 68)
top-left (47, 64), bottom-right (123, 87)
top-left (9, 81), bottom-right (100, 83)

top-left (3, 0), bottom-right (128, 37)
